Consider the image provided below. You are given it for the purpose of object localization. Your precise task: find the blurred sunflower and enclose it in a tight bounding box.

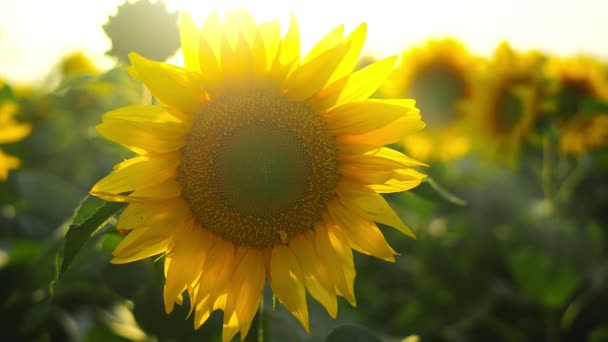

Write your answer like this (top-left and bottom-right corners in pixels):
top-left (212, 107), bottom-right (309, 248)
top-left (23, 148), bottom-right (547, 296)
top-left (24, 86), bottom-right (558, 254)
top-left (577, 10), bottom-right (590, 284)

top-left (0, 101), bottom-right (31, 181)
top-left (103, 0), bottom-right (180, 63)
top-left (465, 42), bottom-right (544, 166)
top-left (60, 52), bottom-right (99, 77)
top-left (544, 56), bottom-right (608, 155)
top-left (382, 38), bottom-right (477, 162)
top-left (91, 9), bottom-right (426, 341)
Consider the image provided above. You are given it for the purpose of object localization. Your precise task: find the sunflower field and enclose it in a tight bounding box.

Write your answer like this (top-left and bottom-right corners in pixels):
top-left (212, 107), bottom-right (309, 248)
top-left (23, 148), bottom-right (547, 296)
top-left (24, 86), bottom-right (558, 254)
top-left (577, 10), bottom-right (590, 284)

top-left (1, 1), bottom-right (608, 342)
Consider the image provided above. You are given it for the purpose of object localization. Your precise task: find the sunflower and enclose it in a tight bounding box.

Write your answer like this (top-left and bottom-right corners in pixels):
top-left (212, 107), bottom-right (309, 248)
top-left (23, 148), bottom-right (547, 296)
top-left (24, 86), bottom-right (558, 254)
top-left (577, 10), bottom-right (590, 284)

top-left (544, 56), bottom-right (608, 155)
top-left (0, 101), bottom-right (31, 181)
top-left (60, 52), bottom-right (99, 77)
top-left (382, 38), bottom-right (476, 162)
top-left (91, 9), bottom-right (426, 341)
top-left (465, 42), bottom-right (544, 166)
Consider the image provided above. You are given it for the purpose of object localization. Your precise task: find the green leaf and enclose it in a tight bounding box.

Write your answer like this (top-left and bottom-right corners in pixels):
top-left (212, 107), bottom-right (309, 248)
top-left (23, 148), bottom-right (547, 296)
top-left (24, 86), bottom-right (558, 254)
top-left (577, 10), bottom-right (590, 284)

top-left (59, 196), bottom-right (126, 275)
top-left (410, 177), bottom-right (468, 206)
top-left (325, 325), bottom-right (382, 342)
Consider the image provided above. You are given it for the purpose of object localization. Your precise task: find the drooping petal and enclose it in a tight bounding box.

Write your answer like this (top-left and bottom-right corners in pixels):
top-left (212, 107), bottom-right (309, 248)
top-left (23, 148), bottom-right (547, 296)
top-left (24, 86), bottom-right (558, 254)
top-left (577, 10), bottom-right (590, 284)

top-left (225, 247), bottom-right (265, 338)
top-left (337, 181), bottom-right (416, 238)
top-left (314, 222), bottom-right (357, 306)
top-left (111, 217), bottom-right (188, 264)
top-left (290, 231), bottom-right (338, 318)
top-left (328, 200), bottom-right (397, 261)
top-left (270, 244), bottom-right (309, 332)
top-left (164, 225), bottom-right (212, 313)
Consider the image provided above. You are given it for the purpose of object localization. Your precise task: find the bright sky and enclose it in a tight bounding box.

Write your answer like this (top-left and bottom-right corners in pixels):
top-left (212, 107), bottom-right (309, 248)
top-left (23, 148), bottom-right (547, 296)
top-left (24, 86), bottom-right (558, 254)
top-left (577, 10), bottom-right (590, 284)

top-left (0, 0), bottom-right (606, 85)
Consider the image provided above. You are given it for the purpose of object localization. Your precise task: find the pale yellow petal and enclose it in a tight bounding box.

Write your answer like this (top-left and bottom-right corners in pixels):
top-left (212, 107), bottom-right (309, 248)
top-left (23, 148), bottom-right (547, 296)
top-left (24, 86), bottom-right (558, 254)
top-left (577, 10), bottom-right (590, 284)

top-left (303, 24), bottom-right (344, 63)
top-left (179, 12), bottom-right (201, 72)
top-left (128, 53), bottom-right (205, 120)
top-left (270, 244), bottom-right (309, 332)
top-left (278, 13), bottom-right (300, 67)
top-left (284, 42), bottom-right (350, 101)
top-left (326, 23), bottom-right (367, 85)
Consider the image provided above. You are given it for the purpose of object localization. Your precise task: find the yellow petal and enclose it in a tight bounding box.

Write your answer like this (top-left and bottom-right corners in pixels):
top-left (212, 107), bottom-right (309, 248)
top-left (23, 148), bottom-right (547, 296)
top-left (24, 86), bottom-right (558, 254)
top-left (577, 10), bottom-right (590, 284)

top-left (328, 200), bottom-right (397, 262)
top-left (128, 53), bottom-right (205, 120)
top-left (0, 149), bottom-right (20, 181)
top-left (179, 12), bottom-right (201, 72)
top-left (222, 311), bottom-right (240, 342)
top-left (0, 122), bottom-right (31, 144)
top-left (259, 20), bottom-right (281, 70)
top-left (226, 248), bottom-right (265, 338)
top-left (303, 24), bottom-right (344, 63)
top-left (338, 181), bottom-right (416, 238)
top-left (325, 99), bottom-right (416, 135)
top-left (278, 13), bottom-right (300, 67)
top-left (339, 116), bottom-right (426, 146)
top-left (91, 153), bottom-right (181, 197)
top-left (326, 23), bottom-right (367, 85)
top-left (197, 240), bottom-right (236, 301)
top-left (312, 56), bottom-right (397, 111)
top-left (117, 198), bottom-right (189, 230)
top-left (314, 222), bottom-right (356, 306)
top-left (96, 119), bottom-right (188, 154)
top-left (111, 220), bottom-right (186, 264)
top-left (127, 179), bottom-right (182, 201)
top-left (284, 42), bottom-right (350, 102)
top-left (102, 105), bottom-right (184, 123)
top-left (290, 231), bottom-right (338, 318)
top-left (164, 225), bottom-right (212, 313)
top-left (270, 244), bottom-right (309, 332)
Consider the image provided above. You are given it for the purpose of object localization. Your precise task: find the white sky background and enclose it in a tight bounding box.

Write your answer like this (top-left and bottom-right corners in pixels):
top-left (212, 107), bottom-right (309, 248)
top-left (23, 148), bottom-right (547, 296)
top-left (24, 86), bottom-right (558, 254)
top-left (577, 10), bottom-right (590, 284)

top-left (0, 0), bottom-right (606, 85)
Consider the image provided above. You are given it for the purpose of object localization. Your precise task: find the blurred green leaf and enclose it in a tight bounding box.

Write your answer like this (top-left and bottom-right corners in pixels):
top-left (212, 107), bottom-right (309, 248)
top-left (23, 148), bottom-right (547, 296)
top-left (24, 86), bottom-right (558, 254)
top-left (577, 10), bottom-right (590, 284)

top-left (59, 196), bottom-right (125, 275)
top-left (325, 325), bottom-right (382, 342)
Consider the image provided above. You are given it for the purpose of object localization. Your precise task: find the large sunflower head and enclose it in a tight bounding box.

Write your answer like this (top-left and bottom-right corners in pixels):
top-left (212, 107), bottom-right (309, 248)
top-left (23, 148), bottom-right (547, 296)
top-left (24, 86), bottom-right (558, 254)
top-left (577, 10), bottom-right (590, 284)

top-left (544, 56), bottom-right (608, 155)
top-left (465, 42), bottom-right (545, 166)
top-left (382, 38), bottom-right (477, 161)
top-left (0, 101), bottom-right (32, 181)
top-left (91, 9), bottom-right (426, 341)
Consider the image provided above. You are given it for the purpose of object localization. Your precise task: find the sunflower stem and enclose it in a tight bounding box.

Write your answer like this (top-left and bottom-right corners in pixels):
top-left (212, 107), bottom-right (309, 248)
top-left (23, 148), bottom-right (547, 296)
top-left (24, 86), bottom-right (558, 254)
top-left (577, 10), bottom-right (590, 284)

top-left (556, 157), bottom-right (587, 203)
top-left (541, 137), bottom-right (556, 200)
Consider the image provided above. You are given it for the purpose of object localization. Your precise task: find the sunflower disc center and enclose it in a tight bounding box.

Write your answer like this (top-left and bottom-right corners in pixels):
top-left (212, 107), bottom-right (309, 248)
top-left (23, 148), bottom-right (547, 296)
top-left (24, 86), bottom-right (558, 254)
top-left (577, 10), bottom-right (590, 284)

top-left (178, 88), bottom-right (339, 248)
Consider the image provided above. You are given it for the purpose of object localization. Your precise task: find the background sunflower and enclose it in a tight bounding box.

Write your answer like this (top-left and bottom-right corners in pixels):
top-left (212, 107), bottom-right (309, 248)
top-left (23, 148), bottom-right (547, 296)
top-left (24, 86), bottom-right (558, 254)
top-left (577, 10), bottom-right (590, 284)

top-left (464, 42), bottom-right (545, 166)
top-left (381, 38), bottom-right (478, 162)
